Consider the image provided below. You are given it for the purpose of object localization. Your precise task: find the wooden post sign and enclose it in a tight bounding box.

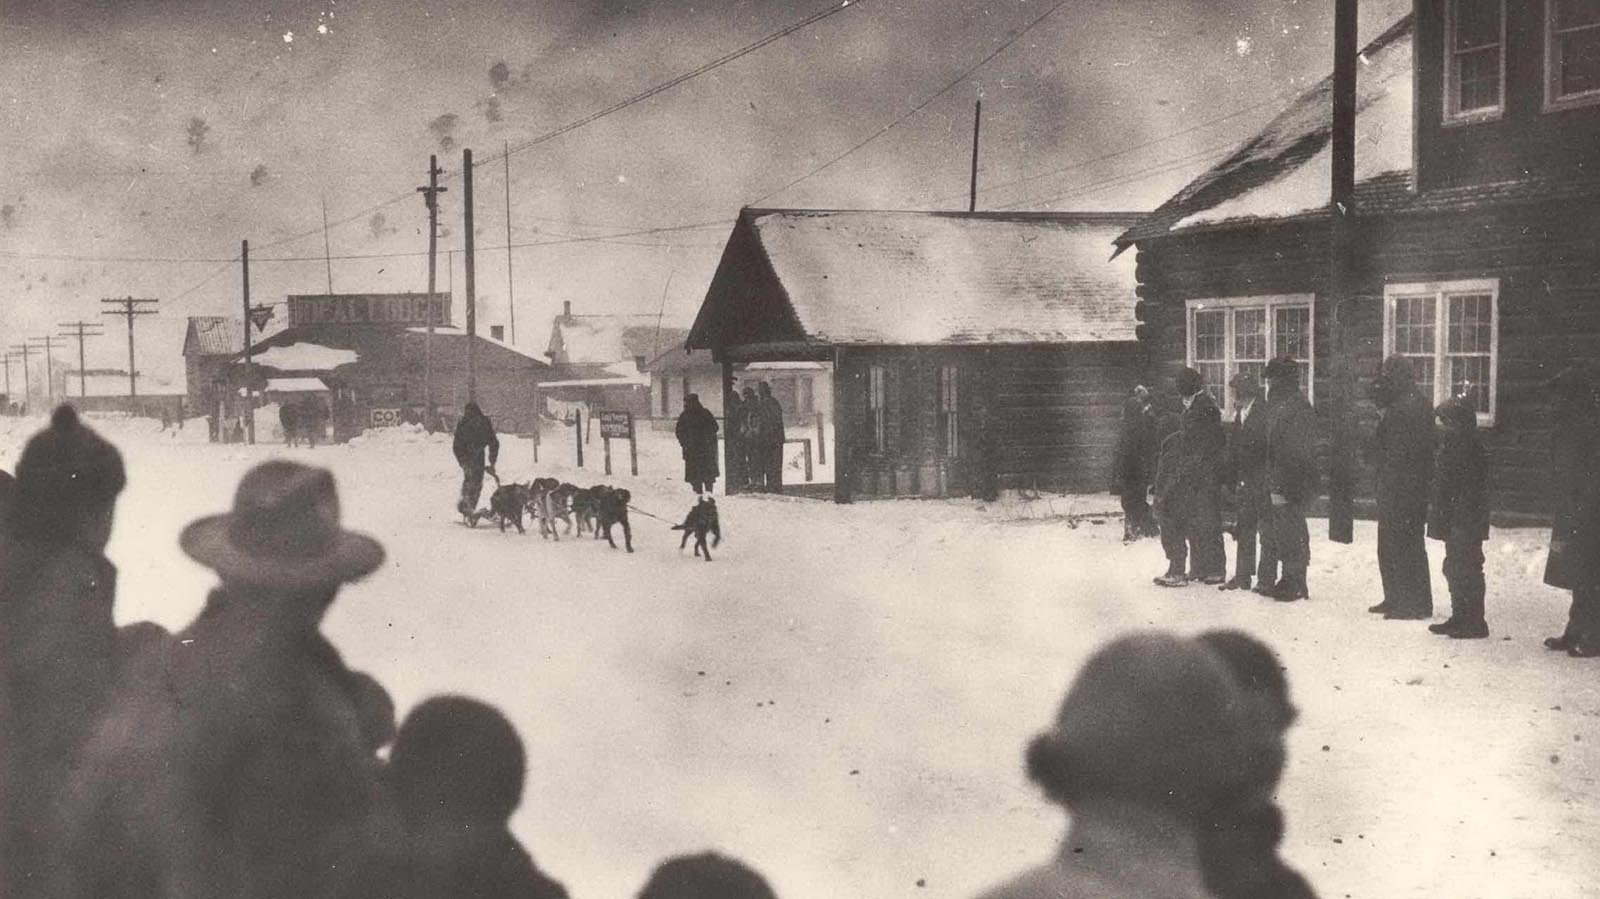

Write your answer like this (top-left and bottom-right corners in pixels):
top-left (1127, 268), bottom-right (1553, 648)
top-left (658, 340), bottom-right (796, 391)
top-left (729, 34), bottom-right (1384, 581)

top-left (598, 411), bottom-right (635, 477)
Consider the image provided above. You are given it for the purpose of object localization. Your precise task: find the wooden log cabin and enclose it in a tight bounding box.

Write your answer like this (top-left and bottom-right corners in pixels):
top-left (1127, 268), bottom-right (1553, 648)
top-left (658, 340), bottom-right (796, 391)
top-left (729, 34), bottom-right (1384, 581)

top-left (1115, 4), bottom-right (1600, 522)
top-left (687, 208), bottom-right (1147, 501)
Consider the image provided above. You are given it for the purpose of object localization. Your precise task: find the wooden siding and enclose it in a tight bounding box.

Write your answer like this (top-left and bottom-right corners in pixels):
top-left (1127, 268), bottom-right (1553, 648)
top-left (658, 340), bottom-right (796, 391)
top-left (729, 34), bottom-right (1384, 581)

top-left (1132, 198), bottom-right (1600, 520)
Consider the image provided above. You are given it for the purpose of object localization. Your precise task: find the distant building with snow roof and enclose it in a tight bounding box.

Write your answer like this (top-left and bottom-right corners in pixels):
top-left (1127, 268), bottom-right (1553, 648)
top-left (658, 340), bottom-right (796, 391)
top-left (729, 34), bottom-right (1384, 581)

top-left (538, 302), bottom-right (689, 420)
top-left (1115, 6), bottom-right (1600, 522)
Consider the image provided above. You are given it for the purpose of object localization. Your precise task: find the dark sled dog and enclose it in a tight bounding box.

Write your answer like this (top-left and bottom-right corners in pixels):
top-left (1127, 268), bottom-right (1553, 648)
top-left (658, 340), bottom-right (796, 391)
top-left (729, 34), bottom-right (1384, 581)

top-left (482, 481), bottom-right (532, 534)
top-left (671, 497), bottom-right (721, 561)
top-left (592, 485), bottom-right (633, 552)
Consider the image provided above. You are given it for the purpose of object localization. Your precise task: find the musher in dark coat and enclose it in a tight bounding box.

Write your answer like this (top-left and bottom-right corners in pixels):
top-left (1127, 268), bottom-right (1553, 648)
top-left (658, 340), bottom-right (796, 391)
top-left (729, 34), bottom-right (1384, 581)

top-left (1221, 371), bottom-right (1271, 591)
top-left (1367, 356), bottom-right (1435, 620)
top-left (0, 407), bottom-right (126, 897)
top-left (1542, 364), bottom-right (1600, 658)
top-left (1427, 397), bottom-right (1491, 639)
top-left (675, 393), bottom-right (721, 496)
top-left (1112, 385), bottom-right (1159, 542)
top-left (1259, 358), bottom-right (1319, 601)
top-left (56, 461), bottom-right (400, 899)
top-left (453, 402), bottom-right (500, 521)
top-left (1156, 368), bottom-right (1226, 586)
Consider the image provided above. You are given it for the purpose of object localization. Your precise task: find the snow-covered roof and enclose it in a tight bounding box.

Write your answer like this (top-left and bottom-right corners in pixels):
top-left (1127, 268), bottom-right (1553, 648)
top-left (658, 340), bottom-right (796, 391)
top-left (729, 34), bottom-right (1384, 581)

top-left (264, 377), bottom-right (329, 393)
top-left (744, 361), bottom-right (826, 371)
top-left (694, 210), bottom-right (1142, 347)
top-left (538, 377), bottom-right (653, 389)
top-left (546, 314), bottom-right (688, 365)
top-left (184, 316), bottom-right (243, 357)
top-left (1120, 16), bottom-right (1413, 243)
top-left (241, 342), bottom-right (360, 371)
top-left (404, 326), bottom-right (543, 362)
top-left (58, 372), bottom-right (187, 397)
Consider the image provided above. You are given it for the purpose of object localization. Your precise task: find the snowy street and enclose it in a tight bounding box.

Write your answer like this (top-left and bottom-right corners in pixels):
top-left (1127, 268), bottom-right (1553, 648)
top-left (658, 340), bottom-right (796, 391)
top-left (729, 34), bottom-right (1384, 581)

top-left (5, 414), bottom-right (1598, 899)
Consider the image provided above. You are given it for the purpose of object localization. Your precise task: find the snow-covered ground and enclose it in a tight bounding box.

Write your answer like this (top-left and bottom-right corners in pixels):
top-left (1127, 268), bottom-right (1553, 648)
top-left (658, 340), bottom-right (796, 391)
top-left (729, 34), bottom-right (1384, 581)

top-left (4, 413), bottom-right (1598, 899)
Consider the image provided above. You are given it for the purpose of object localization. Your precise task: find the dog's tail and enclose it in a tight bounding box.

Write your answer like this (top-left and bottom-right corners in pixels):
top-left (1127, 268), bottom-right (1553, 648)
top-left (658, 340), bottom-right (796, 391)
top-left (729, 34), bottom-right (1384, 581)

top-left (669, 523), bottom-right (687, 531)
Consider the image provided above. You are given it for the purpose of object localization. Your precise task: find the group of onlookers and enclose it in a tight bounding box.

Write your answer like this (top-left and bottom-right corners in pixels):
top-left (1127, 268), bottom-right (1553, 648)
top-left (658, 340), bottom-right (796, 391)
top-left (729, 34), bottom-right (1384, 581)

top-left (725, 382), bottom-right (787, 493)
top-left (278, 394), bottom-right (332, 448)
top-left (1115, 356), bottom-right (1600, 651)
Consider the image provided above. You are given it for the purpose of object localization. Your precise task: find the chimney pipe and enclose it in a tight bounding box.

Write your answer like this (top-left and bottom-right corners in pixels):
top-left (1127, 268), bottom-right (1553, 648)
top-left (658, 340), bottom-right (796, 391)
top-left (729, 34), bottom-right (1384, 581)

top-left (563, 301), bottom-right (572, 318)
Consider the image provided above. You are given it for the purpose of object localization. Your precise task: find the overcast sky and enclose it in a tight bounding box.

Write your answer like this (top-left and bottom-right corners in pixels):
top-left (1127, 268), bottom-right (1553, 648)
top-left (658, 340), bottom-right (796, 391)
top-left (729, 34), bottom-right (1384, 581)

top-left (0, 0), bottom-right (1409, 380)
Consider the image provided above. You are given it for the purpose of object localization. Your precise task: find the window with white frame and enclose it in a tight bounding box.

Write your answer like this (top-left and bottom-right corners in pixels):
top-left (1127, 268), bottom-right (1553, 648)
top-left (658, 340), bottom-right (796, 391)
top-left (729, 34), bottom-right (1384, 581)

top-left (1186, 296), bottom-right (1315, 414)
top-left (1383, 279), bottom-right (1499, 424)
top-left (1444, 0), bottom-right (1506, 122)
top-left (1547, 0), bottom-right (1600, 109)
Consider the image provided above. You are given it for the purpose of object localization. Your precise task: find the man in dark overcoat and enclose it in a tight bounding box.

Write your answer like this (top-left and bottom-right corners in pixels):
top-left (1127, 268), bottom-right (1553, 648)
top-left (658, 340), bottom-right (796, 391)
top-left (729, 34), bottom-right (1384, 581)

top-left (56, 460), bottom-right (401, 899)
top-left (757, 381), bottom-right (786, 494)
top-left (1367, 356), bottom-right (1435, 619)
top-left (723, 387), bottom-right (746, 492)
top-left (1222, 371), bottom-right (1271, 590)
top-left (1112, 385), bottom-right (1158, 542)
top-left (675, 393), bottom-right (721, 496)
top-left (739, 386), bottom-right (762, 490)
top-left (0, 406), bottom-right (126, 896)
top-left (279, 399), bottom-right (301, 447)
top-left (452, 402), bottom-right (499, 520)
top-left (1260, 358), bottom-right (1319, 601)
top-left (1542, 364), bottom-right (1600, 657)
top-left (1157, 367), bottom-right (1226, 586)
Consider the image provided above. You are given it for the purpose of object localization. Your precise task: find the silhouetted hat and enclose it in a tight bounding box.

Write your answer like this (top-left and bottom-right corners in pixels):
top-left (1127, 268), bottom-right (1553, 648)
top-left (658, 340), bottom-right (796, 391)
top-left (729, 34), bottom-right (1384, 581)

top-left (12, 405), bottom-right (126, 533)
top-left (1175, 367), bottom-right (1205, 397)
top-left (1264, 357), bottom-right (1300, 382)
top-left (637, 852), bottom-right (778, 899)
top-left (180, 460), bottom-right (383, 589)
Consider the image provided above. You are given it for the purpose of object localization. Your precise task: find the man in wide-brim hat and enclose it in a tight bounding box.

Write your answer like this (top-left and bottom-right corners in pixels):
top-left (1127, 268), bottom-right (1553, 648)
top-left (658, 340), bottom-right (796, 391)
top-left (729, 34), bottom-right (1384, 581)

top-left (57, 460), bottom-right (402, 899)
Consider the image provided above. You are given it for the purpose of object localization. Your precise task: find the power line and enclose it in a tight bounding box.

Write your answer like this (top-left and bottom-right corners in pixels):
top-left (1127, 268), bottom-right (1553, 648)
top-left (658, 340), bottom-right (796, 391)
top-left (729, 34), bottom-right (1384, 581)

top-left (748, 0), bottom-right (1071, 207)
top-left (994, 140), bottom-right (1240, 210)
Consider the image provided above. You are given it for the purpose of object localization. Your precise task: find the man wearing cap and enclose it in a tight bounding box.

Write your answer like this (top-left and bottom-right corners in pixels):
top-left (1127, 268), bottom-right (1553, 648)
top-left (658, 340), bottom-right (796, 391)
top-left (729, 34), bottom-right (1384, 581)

top-left (1157, 367), bottom-right (1226, 587)
top-left (1542, 364), bottom-right (1600, 657)
top-left (453, 402), bottom-right (499, 521)
top-left (1112, 385), bottom-right (1158, 542)
top-left (1367, 356), bottom-right (1435, 620)
top-left (0, 406), bottom-right (127, 893)
top-left (1259, 358), bottom-right (1318, 601)
top-left (1221, 371), bottom-right (1270, 590)
top-left (57, 460), bottom-right (401, 899)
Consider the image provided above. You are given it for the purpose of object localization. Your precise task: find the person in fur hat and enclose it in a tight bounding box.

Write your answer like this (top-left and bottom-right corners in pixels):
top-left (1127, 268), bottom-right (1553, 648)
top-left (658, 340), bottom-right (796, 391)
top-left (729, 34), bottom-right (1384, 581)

top-left (55, 460), bottom-right (401, 899)
top-left (387, 695), bottom-right (569, 899)
top-left (637, 852), bottom-right (780, 899)
top-left (974, 632), bottom-right (1265, 899)
top-left (1427, 397), bottom-right (1491, 639)
top-left (1367, 356), bottom-right (1436, 620)
top-left (1542, 364), bottom-right (1600, 657)
top-left (0, 406), bottom-right (127, 896)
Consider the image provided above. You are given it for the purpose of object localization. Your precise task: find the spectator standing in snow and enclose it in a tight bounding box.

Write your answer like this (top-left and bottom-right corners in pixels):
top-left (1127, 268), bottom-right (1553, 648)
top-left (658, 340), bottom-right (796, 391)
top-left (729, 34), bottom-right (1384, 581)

top-left (1151, 412), bottom-right (1187, 585)
top-left (1112, 385), bottom-right (1159, 542)
top-left (0, 407), bottom-right (126, 895)
top-left (1194, 630), bottom-right (1317, 899)
top-left (56, 460), bottom-right (398, 899)
top-left (637, 852), bottom-right (779, 899)
top-left (1221, 371), bottom-right (1270, 590)
top-left (302, 396), bottom-right (329, 449)
top-left (974, 632), bottom-right (1264, 899)
top-left (387, 696), bottom-right (569, 899)
top-left (739, 386), bottom-right (762, 490)
top-left (1427, 398), bottom-right (1491, 639)
top-left (758, 381), bottom-right (786, 494)
top-left (280, 399), bottom-right (301, 447)
top-left (1367, 357), bottom-right (1435, 620)
top-left (724, 388), bottom-right (747, 491)
top-left (453, 402), bottom-right (500, 520)
top-left (675, 393), bottom-right (721, 496)
top-left (1259, 358), bottom-right (1318, 602)
top-left (1156, 368), bottom-right (1226, 587)
top-left (1542, 364), bottom-right (1600, 658)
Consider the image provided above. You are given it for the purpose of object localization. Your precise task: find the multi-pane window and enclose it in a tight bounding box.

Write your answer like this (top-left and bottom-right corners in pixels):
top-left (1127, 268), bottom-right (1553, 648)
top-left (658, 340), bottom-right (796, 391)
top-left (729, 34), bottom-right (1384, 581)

top-left (796, 377), bottom-right (814, 416)
top-left (868, 365), bottom-right (888, 453)
top-left (1445, 0), bottom-right (1505, 121)
top-left (1186, 296), bottom-right (1315, 414)
top-left (1383, 280), bottom-right (1499, 424)
top-left (939, 364), bottom-right (960, 458)
top-left (1548, 0), bottom-right (1600, 108)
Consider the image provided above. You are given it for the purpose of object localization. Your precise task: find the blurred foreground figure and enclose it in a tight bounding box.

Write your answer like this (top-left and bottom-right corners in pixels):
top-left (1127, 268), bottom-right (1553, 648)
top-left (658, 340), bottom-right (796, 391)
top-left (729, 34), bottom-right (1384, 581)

top-left (57, 460), bottom-right (398, 899)
top-left (974, 631), bottom-right (1272, 899)
top-left (387, 695), bottom-right (569, 899)
top-left (637, 852), bottom-right (779, 899)
top-left (1, 407), bottom-right (127, 897)
top-left (1543, 364), bottom-right (1600, 658)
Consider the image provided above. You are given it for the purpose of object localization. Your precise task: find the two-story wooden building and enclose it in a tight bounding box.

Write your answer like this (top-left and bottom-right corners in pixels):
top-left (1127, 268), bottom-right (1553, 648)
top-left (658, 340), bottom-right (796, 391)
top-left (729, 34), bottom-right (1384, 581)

top-left (1116, 2), bottom-right (1600, 521)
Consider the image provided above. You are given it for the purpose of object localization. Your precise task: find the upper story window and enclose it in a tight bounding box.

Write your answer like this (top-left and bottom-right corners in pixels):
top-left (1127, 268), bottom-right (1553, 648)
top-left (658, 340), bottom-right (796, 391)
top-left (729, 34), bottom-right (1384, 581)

top-left (1547, 0), bottom-right (1600, 110)
top-left (1444, 0), bottom-right (1506, 123)
top-left (1382, 279), bottom-right (1500, 426)
top-left (1186, 295), bottom-right (1314, 417)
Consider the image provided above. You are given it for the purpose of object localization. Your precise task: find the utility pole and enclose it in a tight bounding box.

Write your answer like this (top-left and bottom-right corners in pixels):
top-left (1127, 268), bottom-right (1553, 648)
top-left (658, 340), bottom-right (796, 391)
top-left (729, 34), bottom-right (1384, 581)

top-left (100, 297), bottom-right (159, 400)
top-left (1326, 0), bottom-right (1358, 544)
top-left (27, 336), bottom-right (60, 407)
top-left (463, 147), bottom-right (478, 402)
top-left (321, 194), bottom-right (336, 293)
top-left (503, 141), bottom-right (517, 346)
top-left (8, 345), bottom-right (32, 412)
top-left (58, 321), bottom-right (106, 398)
top-left (3, 352), bottom-right (17, 411)
top-left (968, 97), bottom-right (982, 213)
top-left (241, 240), bottom-right (256, 444)
top-left (418, 155), bottom-right (448, 417)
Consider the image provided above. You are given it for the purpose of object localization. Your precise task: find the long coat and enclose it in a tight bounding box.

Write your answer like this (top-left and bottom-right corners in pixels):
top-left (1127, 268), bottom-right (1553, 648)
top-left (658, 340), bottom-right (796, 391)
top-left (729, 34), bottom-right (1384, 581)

top-left (453, 411), bottom-right (500, 468)
top-left (1112, 398), bottom-right (1158, 493)
top-left (1428, 428), bottom-right (1490, 544)
top-left (675, 405), bottom-right (721, 485)
top-left (56, 589), bottom-right (402, 899)
top-left (1264, 389), bottom-right (1318, 505)
top-left (1174, 391), bottom-right (1226, 494)
top-left (758, 395), bottom-right (786, 446)
top-left (1228, 398), bottom-right (1272, 515)
top-left (1544, 416), bottom-right (1600, 590)
top-left (1373, 390), bottom-right (1435, 520)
